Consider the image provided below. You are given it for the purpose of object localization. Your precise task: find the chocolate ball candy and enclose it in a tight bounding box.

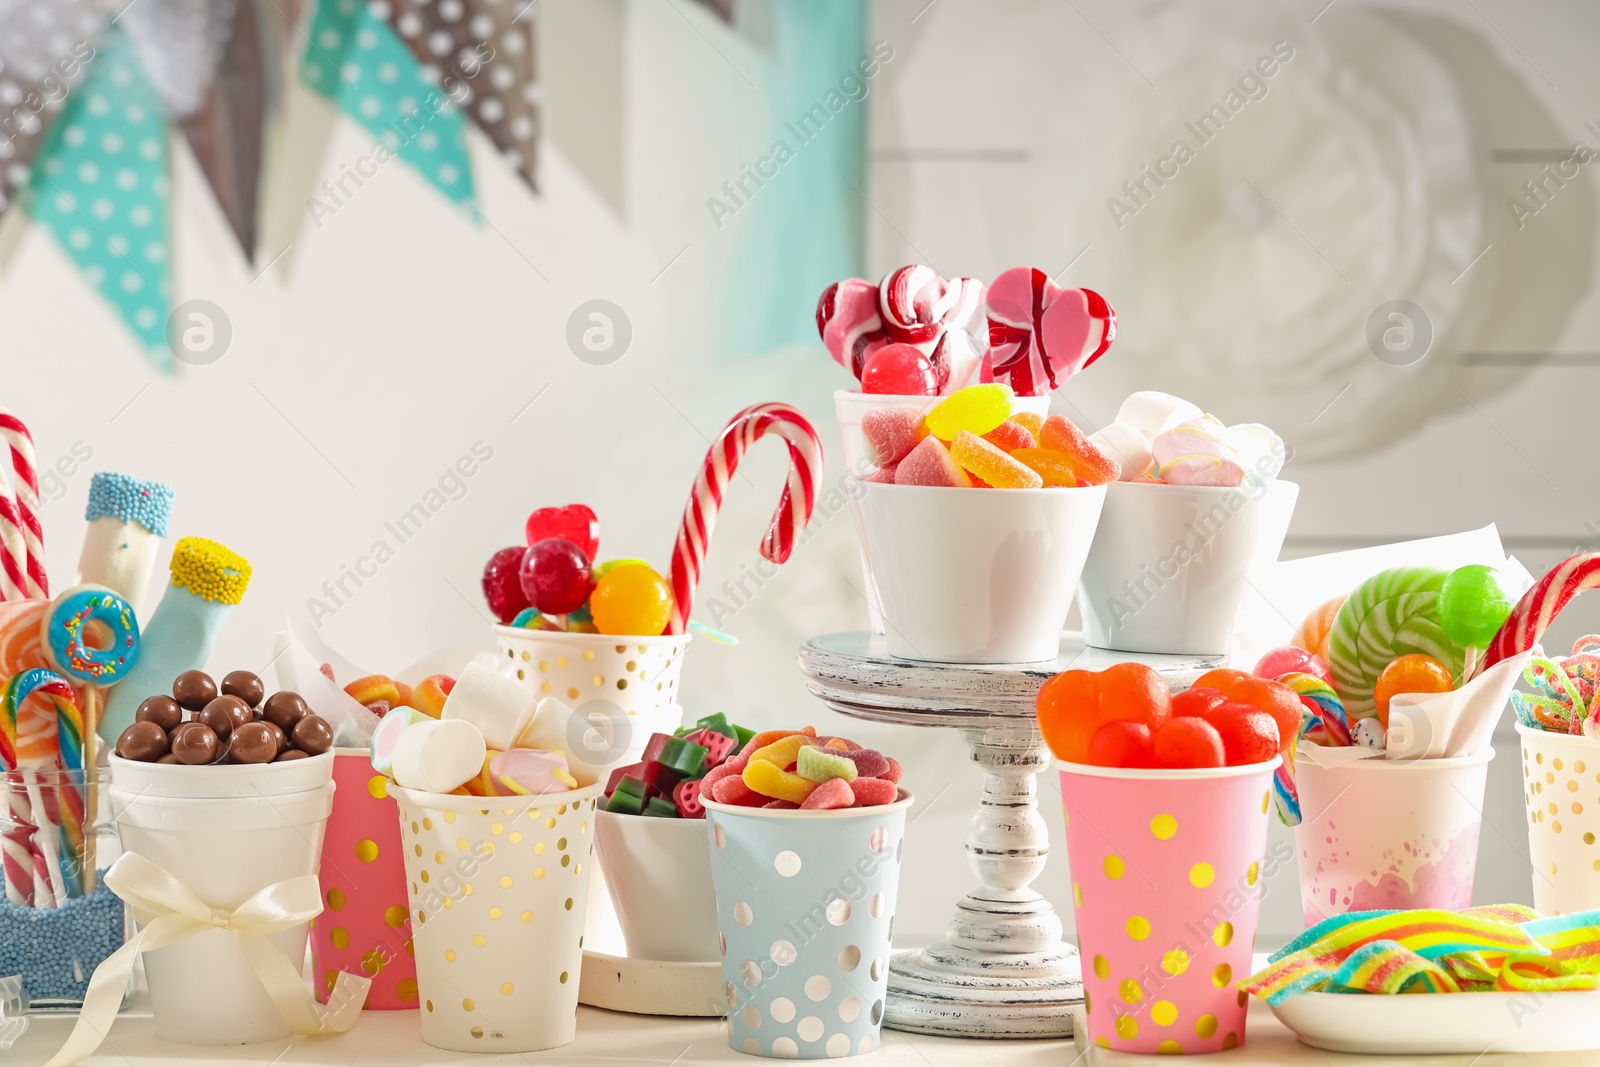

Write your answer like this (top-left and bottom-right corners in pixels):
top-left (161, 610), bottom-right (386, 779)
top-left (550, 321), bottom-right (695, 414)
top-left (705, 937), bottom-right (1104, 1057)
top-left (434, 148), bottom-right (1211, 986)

top-left (171, 721), bottom-right (220, 765)
top-left (228, 721), bottom-right (278, 765)
top-left (157, 753), bottom-right (183, 765)
top-left (172, 670), bottom-right (218, 711)
top-left (135, 695), bottom-right (183, 733)
top-left (207, 695), bottom-right (254, 735)
top-left (221, 670), bottom-right (265, 708)
top-left (291, 714), bottom-right (333, 756)
top-left (115, 721), bottom-right (170, 762)
top-left (262, 691), bottom-right (311, 734)
top-left (262, 720), bottom-right (289, 755)
top-left (194, 699), bottom-right (239, 740)
top-left (274, 749), bottom-right (310, 762)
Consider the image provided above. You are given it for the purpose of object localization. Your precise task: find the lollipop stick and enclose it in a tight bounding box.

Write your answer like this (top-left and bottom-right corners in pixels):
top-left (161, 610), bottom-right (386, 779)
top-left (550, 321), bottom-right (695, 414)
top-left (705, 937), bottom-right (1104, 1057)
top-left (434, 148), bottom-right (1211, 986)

top-left (24, 770), bottom-right (66, 908)
top-left (82, 687), bottom-right (97, 894)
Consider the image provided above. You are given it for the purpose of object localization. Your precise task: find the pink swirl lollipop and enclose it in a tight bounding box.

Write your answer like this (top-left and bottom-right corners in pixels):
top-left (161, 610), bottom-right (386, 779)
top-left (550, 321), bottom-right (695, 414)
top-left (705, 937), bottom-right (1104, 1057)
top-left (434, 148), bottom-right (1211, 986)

top-left (980, 267), bottom-right (1116, 396)
top-left (815, 265), bottom-right (986, 391)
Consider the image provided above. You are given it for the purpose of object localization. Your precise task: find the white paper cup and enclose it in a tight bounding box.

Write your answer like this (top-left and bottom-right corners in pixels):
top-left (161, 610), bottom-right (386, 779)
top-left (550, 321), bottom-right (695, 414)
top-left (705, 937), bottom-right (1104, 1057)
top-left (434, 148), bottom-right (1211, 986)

top-left (107, 753), bottom-right (336, 1045)
top-left (705, 792), bottom-right (913, 1059)
top-left (1517, 724), bottom-right (1600, 915)
top-left (1078, 479), bottom-right (1298, 655)
top-left (393, 783), bottom-right (602, 1053)
top-left (849, 480), bottom-right (1106, 663)
top-left (495, 627), bottom-right (689, 721)
top-left (835, 390), bottom-right (1052, 636)
top-left (593, 811), bottom-right (718, 962)
top-left (1294, 750), bottom-right (1492, 926)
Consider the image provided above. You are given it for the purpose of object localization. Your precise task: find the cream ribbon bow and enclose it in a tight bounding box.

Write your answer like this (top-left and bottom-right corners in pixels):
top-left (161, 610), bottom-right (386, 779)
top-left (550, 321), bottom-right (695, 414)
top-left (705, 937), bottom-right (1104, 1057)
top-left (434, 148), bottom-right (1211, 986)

top-left (45, 852), bottom-right (370, 1067)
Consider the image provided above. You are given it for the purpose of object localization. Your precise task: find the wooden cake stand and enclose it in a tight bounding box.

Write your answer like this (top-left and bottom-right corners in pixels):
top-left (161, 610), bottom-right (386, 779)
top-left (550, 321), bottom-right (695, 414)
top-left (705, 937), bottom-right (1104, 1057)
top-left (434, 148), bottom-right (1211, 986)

top-left (797, 631), bottom-right (1220, 1039)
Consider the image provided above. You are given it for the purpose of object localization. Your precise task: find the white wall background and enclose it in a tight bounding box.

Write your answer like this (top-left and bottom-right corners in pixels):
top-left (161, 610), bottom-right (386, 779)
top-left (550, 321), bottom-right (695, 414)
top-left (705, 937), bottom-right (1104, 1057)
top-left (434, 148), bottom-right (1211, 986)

top-left (1, 0), bottom-right (1598, 951)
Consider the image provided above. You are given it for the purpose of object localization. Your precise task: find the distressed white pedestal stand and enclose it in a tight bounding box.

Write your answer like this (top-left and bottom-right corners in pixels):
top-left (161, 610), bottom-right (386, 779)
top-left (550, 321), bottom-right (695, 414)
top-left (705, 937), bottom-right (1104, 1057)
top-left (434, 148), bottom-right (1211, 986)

top-left (797, 631), bottom-right (1220, 1039)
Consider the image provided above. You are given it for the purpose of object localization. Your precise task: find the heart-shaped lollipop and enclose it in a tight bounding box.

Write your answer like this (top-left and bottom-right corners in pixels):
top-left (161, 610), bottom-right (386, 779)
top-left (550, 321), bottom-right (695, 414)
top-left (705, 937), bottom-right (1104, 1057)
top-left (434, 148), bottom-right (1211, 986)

top-left (980, 267), bottom-right (1115, 396)
top-left (525, 504), bottom-right (599, 559)
top-left (816, 265), bottom-right (986, 392)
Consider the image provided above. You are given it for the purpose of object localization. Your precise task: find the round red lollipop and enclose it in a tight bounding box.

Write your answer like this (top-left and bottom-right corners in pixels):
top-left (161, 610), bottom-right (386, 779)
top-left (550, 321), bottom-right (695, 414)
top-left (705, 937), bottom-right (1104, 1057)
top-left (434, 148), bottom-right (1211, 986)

top-left (482, 546), bottom-right (530, 624)
top-left (860, 343), bottom-right (938, 396)
top-left (520, 537), bottom-right (596, 616)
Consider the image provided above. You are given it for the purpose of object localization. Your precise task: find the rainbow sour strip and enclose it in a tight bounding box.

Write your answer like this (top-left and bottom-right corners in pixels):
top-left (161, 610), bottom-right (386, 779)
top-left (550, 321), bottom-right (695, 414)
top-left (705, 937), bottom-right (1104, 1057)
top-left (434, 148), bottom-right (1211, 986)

top-left (1329, 941), bottom-right (1461, 995)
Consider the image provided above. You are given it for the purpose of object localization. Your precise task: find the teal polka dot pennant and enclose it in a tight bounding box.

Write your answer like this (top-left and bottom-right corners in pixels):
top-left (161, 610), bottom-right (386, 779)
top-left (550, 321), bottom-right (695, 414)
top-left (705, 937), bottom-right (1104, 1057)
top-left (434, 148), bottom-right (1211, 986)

top-left (26, 26), bottom-right (173, 369)
top-left (300, 0), bottom-right (475, 206)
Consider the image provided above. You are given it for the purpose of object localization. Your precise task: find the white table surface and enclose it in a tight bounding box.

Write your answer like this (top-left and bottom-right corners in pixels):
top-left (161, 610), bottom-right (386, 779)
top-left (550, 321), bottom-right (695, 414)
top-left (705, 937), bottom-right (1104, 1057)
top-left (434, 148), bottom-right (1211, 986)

top-left (12, 983), bottom-right (1600, 1066)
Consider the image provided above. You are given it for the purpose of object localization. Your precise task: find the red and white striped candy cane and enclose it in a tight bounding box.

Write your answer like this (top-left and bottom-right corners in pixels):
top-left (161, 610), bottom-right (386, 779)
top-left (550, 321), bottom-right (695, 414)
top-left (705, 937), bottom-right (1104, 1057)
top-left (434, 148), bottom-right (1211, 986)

top-left (0, 479), bottom-right (28, 603)
top-left (667, 403), bottom-right (824, 635)
top-left (0, 409), bottom-right (46, 599)
top-left (1479, 553), bottom-right (1600, 676)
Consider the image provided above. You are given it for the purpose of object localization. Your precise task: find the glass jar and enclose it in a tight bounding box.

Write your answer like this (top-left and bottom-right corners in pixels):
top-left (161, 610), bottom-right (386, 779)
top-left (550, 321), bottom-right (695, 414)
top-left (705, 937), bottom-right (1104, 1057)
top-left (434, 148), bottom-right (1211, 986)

top-left (0, 766), bottom-right (126, 1011)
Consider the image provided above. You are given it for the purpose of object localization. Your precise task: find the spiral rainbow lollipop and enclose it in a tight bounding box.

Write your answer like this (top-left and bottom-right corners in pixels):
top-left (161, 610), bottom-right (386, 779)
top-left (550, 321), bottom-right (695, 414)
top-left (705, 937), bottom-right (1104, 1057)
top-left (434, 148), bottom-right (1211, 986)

top-left (3, 669), bottom-right (86, 904)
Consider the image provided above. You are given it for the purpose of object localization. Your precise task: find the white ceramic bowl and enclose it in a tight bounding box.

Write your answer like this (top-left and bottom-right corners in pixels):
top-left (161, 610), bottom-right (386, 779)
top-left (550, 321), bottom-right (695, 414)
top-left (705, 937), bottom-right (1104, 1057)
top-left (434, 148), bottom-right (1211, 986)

top-left (1078, 479), bottom-right (1298, 655)
top-left (849, 480), bottom-right (1107, 663)
top-left (593, 810), bottom-right (719, 962)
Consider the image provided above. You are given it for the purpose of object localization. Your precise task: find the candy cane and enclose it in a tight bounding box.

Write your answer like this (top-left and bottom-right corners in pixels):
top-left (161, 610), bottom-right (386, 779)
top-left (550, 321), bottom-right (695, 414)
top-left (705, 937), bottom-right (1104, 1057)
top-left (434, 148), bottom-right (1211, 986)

top-left (0, 409), bottom-right (47, 599)
top-left (1480, 553), bottom-right (1600, 676)
top-left (0, 477), bottom-right (29, 603)
top-left (667, 403), bottom-right (824, 635)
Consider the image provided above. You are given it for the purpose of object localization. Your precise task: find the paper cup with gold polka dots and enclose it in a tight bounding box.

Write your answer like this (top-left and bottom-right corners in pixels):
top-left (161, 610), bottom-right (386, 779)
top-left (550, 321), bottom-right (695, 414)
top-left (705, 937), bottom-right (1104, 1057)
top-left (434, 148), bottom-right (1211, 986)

top-left (1058, 759), bottom-right (1277, 1055)
top-left (311, 750), bottom-right (417, 1010)
top-left (391, 781), bottom-right (603, 1053)
top-left (494, 627), bottom-right (689, 727)
top-left (1518, 724), bottom-right (1600, 916)
top-left (703, 790), bottom-right (913, 1060)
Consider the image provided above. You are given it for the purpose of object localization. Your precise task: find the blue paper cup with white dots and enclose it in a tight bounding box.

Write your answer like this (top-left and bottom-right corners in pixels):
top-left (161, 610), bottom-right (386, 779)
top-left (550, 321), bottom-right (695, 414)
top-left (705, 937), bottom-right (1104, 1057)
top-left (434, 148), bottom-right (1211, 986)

top-left (704, 790), bottom-right (913, 1059)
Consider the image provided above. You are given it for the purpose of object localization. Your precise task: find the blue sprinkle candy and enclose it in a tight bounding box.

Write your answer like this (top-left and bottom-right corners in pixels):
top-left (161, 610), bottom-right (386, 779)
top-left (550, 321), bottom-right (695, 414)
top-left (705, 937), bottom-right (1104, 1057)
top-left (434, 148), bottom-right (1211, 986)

top-left (0, 872), bottom-right (125, 1006)
top-left (84, 473), bottom-right (175, 537)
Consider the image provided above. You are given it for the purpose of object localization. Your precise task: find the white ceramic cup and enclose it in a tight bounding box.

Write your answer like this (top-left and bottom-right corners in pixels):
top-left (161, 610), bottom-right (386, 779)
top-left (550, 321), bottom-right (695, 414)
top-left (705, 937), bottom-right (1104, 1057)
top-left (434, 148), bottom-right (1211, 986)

top-left (1517, 724), bottom-right (1600, 916)
top-left (108, 753), bottom-right (336, 1046)
top-left (849, 480), bottom-right (1106, 663)
top-left (592, 811), bottom-right (718, 962)
top-left (1078, 479), bottom-right (1299, 655)
top-left (836, 389), bottom-right (1053, 636)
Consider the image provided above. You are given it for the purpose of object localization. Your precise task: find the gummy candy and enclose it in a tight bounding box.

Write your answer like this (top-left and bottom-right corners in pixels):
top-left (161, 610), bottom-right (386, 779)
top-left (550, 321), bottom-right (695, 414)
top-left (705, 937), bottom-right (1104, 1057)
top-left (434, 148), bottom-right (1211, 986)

top-left (949, 431), bottom-right (1043, 489)
top-left (837, 747), bottom-right (889, 779)
top-left (1086, 720), bottom-right (1155, 768)
top-left (525, 504), bottom-right (600, 559)
top-left (520, 537), bottom-right (595, 616)
top-left (861, 405), bottom-right (929, 467)
top-left (411, 674), bottom-right (454, 719)
top-left (1038, 415), bottom-right (1120, 485)
top-left (1206, 702), bottom-right (1280, 765)
top-left (346, 674), bottom-right (400, 707)
top-left (797, 744), bottom-right (858, 783)
top-left (1009, 411), bottom-right (1044, 437)
top-left (849, 778), bottom-right (898, 805)
top-left (1437, 564), bottom-right (1513, 648)
top-left (750, 732), bottom-right (818, 770)
top-left (982, 420), bottom-right (1036, 452)
top-left (895, 436), bottom-right (972, 488)
top-left (712, 773), bottom-right (765, 806)
top-left (1254, 646), bottom-right (1332, 684)
top-left (673, 779), bottom-right (705, 818)
top-left (482, 546), bottom-right (531, 624)
top-left (800, 777), bottom-right (856, 809)
top-left (743, 758), bottom-right (821, 804)
top-left (1373, 654), bottom-right (1454, 727)
top-left (741, 726), bottom-right (815, 756)
top-left (1036, 663), bottom-right (1169, 765)
top-left (1171, 686), bottom-right (1227, 719)
top-left (1010, 447), bottom-right (1083, 488)
top-left (1192, 669), bottom-right (1301, 756)
top-left (589, 563), bottom-right (674, 637)
top-left (860, 343), bottom-right (939, 396)
top-left (1152, 717), bottom-right (1225, 768)
top-left (882, 756), bottom-right (902, 783)
top-left (924, 383), bottom-right (1013, 441)
top-left (864, 465), bottom-right (898, 484)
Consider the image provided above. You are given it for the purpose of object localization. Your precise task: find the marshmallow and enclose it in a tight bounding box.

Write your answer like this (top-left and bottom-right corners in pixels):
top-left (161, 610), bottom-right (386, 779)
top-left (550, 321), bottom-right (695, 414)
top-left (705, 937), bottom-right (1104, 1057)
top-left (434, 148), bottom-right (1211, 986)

top-left (1228, 423), bottom-right (1286, 482)
top-left (1155, 455), bottom-right (1247, 486)
top-left (369, 705), bottom-right (426, 774)
top-left (390, 718), bottom-right (487, 794)
top-left (1087, 422), bottom-right (1155, 481)
top-left (514, 696), bottom-right (629, 787)
top-left (479, 748), bottom-right (578, 797)
top-left (442, 662), bottom-right (536, 750)
top-left (1115, 391), bottom-right (1204, 441)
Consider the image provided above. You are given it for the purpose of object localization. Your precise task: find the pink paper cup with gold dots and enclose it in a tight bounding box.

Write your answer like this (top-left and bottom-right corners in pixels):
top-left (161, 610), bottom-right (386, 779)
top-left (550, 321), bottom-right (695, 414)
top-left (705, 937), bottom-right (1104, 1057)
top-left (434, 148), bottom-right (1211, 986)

top-left (1059, 758), bottom-right (1278, 1055)
top-left (311, 749), bottom-right (417, 1009)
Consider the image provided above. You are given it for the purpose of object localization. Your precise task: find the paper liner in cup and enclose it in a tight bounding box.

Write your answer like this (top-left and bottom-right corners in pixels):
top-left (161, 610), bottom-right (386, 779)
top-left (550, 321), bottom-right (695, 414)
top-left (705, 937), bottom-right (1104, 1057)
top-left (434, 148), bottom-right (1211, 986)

top-left (107, 758), bottom-right (336, 1046)
top-left (1294, 749), bottom-right (1491, 925)
top-left (1517, 724), bottom-right (1600, 916)
top-left (311, 750), bottom-right (416, 1009)
top-left (392, 782), bottom-right (602, 1053)
top-left (594, 809), bottom-right (718, 962)
top-left (1078, 480), bottom-right (1298, 656)
top-left (494, 627), bottom-right (689, 719)
top-left (1059, 760), bottom-right (1277, 1055)
top-left (849, 482), bottom-right (1106, 663)
top-left (704, 792), bottom-right (913, 1060)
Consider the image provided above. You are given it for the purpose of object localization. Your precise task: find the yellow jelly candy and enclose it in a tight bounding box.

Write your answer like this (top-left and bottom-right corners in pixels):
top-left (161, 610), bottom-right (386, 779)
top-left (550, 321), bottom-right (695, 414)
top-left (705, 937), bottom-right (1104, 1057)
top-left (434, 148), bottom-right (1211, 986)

top-left (1010, 411), bottom-right (1045, 437)
top-left (924, 384), bottom-right (1014, 441)
top-left (743, 758), bottom-right (820, 804)
top-left (751, 732), bottom-right (819, 770)
top-left (1011, 447), bottom-right (1081, 488)
top-left (949, 431), bottom-right (1044, 489)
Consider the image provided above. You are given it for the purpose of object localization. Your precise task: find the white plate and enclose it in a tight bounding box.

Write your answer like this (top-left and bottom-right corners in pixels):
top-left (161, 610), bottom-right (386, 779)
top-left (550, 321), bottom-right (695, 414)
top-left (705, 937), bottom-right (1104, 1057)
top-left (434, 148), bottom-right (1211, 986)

top-left (577, 951), bottom-right (725, 1017)
top-left (1271, 989), bottom-right (1600, 1054)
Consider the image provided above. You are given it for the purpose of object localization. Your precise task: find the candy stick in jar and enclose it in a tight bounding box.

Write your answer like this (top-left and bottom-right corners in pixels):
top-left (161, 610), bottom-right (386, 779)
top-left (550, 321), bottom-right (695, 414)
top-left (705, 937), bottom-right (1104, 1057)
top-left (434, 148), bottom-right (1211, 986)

top-left (41, 586), bottom-right (140, 892)
top-left (666, 402), bottom-right (823, 635)
top-left (2, 670), bottom-right (81, 907)
top-left (99, 537), bottom-right (249, 746)
top-left (77, 473), bottom-right (174, 617)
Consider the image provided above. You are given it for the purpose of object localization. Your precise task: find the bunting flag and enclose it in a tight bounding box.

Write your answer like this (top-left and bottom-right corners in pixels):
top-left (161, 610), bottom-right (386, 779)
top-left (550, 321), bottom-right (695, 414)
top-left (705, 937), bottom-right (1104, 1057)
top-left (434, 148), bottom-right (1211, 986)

top-left (120, 0), bottom-right (269, 261)
top-left (385, 0), bottom-right (540, 192)
top-left (26, 25), bottom-right (173, 364)
top-left (300, 0), bottom-right (475, 206)
top-left (0, 0), bottom-right (103, 221)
